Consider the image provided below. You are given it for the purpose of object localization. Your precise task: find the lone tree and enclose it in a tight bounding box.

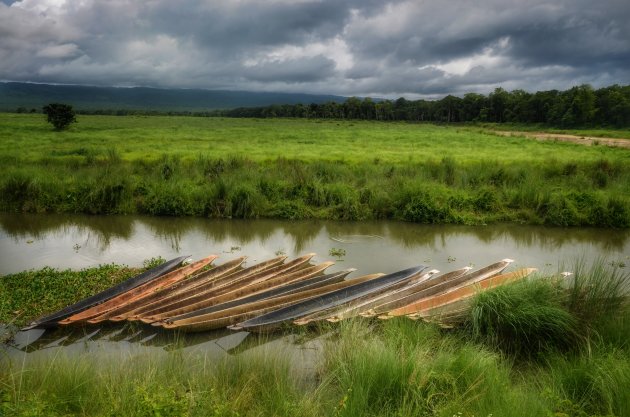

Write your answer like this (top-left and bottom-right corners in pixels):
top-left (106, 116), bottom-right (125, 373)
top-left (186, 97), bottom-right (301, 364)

top-left (43, 103), bottom-right (76, 131)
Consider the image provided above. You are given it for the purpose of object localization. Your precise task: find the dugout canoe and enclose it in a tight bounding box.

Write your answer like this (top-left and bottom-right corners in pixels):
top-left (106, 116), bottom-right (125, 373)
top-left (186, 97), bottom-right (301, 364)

top-left (173, 256), bottom-right (287, 294)
top-left (21, 255), bottom-right (190, 330)
top-left (384, 267), bottom-right (536, 318)
top-left (139, 261), bottom-right (335, 322)
top-left (295, 269), bottom-right (441, 325)
top-left (120, 254), bottom-right (314, 322)
top-left (362, 259), bottom-right (513, 318)
top-left (161, 271), bottom-right (382, 332)
top-left (105, 255), bottom-right (296, 322)
top-left (415, 268), bottom-right (537, 322)
top-left (144, 267), bottom-right (353, 324)
top-left (229, 265), bottom-right (427, 332)
top-left (357, 266), bottom-right (472, 318)
top-left (100, 257), bottom-right (246, 322)
top-left (58, 254), bottom-right (218, 325)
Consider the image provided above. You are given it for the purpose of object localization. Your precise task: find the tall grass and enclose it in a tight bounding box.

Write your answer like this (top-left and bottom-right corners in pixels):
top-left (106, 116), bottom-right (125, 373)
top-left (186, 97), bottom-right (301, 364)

top-left (0, 115), bottom-right (628, 227)
top-left (466, 260), bottom-right (630, 358)
top-left (1, 155), bottom-right (628, 226)
top-left (2, 311), bottom-right (628, 416)
top-left (0, 345), bottom-right (325, 417)
top-left (321, 319), bottom-right (549, 417)
top-left (467, 277), bottom-right (581, 358)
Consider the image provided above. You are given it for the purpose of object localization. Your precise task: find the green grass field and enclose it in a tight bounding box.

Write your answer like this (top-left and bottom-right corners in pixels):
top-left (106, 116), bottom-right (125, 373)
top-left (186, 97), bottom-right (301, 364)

top-left (2, 114), bottom-right (628, 163)
top-left (1, 114), bottom-right (629, 226)
top-left (480, 122), bottom-right (630, 139)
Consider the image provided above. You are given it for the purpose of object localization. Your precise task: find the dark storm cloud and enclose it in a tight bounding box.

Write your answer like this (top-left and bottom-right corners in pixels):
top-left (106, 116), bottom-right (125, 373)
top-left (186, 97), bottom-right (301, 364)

top-left (1, 0), bottom-right (629, 97)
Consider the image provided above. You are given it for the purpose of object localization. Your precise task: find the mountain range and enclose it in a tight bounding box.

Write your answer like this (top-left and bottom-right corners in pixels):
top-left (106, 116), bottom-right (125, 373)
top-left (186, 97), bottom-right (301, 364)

top-left (0, 82), bottom-right (346, 112)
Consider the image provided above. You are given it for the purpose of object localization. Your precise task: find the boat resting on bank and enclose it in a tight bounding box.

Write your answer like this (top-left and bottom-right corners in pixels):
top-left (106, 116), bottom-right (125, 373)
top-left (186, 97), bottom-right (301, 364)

top-left (153, 268), bottom-right (356, 325)
top-left (159, 270), bottom-right (379, 332)
top-left (25, 254), bottom-right (544, 334)
top-left (383, 267), bottom-right (536, 319)
top-left (21, 255), bottom-right (190, 330)
top-left (229, 265), bottom-right (427, 332)
top-left (58, 254), bottom-right (219, 325)
top-left (362, 259), bottom-right (514, 318)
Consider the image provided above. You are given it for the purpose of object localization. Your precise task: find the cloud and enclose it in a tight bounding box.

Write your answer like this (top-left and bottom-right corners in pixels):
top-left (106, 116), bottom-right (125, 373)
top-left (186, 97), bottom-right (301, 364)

top-left (0, 0), bottom-right (629, 97)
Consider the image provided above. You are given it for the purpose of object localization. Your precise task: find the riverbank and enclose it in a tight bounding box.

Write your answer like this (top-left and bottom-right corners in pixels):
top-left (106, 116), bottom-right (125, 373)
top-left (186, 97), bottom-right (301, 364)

top-left (2, 261), bottom-right (629, 417)
top-left (1, 115), bottom-right (629, 227)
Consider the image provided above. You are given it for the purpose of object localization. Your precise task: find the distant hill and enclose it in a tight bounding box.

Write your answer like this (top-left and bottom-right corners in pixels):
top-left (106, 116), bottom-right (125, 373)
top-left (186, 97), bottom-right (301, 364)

top-left (0, 82), bottom-right (346, 112)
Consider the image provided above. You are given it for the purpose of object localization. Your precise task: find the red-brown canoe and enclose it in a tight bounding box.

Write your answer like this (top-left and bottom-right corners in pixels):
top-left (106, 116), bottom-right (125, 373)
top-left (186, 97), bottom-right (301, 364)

top-left (58, 254), bottom-right (218, 324)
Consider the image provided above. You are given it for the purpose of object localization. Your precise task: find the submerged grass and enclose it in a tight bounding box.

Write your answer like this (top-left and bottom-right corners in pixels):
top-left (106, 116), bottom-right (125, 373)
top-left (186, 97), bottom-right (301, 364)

top-left (1, 114), bottom-right (629, 227)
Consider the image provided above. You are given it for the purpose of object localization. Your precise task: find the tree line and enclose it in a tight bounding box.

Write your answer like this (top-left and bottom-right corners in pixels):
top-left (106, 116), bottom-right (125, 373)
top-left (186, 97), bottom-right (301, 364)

top-left (221, 84), bottom-right (630, 127)
top-left (14, 83), bottom-right (630, 127)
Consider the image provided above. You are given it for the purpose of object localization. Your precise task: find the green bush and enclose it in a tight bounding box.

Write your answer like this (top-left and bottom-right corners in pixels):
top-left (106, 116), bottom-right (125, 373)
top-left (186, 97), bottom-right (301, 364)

top-left (467, 278), bottom-right (580, 358)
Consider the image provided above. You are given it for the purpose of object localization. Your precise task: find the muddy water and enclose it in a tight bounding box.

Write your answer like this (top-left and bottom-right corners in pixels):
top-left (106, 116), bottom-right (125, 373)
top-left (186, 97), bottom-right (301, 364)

top-left (1, 213), bottom-right (628, 361)
top-left (1, 214), bottom-right (628, 276)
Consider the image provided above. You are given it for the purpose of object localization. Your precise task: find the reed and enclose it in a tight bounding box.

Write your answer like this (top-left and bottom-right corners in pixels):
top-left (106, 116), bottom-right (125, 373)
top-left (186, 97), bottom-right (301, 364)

top-left (545, 349), bottom-right (630, 417)
top-left (563, 258), bottom-right (630, 339)
top-left (466, 277), bottom-right (580, 358)
top-left (465, 260), bottom-right (630, 358)
top-left (0, 342), bottom-right (325, 417)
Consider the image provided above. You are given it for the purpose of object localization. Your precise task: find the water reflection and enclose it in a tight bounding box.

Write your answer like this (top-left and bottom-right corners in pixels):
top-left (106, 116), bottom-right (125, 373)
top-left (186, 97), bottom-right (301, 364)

top-left (1, 323), bottom-right (317, 371)
top-left (0, 213), bottom-right (628, 275)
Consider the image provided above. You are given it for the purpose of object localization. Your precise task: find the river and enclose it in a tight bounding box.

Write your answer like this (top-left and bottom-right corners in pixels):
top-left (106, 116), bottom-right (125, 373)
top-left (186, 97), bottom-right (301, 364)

top-left (1, 213), bottom-right (628, 276)
top-left (1, 213), bottom-right (628, 360)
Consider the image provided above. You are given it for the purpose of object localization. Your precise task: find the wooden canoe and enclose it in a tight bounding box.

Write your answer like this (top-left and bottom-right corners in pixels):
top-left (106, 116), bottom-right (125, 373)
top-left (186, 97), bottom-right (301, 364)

top-left (173, 256), bottom-right (287, 294)
top-left (358, 266), bottom-right (472, 318)
top-left (105, 255), bottom-right (296, 322)
top-left (161, 272), bottom-right (384, 332)
top-left (145, 268), bottom-right (355, 324)
top-left (119, 254), bottom-right (314, 321)
top-left (295, 269), bottom-right (441, 325)
top-left (384, 267), bottom-right (536, 318)
top-left (58, 254), bottom-right (218, 324)
top-left (413, 268), bottom-right (539, 322)
top-left (138, 261), bottom-right (335, 322)
top-left (101, 257), bottom-right (246, 321)
top-left (21, 255), bottom-right (190, 330)
top-left (229, 265), bottom-right (427, 332)
top-left (363, 259), bottom-right (514, 317)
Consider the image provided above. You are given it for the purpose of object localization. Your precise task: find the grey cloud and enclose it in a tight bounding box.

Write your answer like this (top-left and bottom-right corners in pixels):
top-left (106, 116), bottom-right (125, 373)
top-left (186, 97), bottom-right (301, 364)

top-left (243, 56), bottom-right (337, 83)
top-left (0, 0), bottom-right (629, 98)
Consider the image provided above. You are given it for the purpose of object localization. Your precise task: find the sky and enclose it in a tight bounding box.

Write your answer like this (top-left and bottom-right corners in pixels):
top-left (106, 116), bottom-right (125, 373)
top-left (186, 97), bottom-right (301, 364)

top-left (1, 0), bottom-right (629, 98)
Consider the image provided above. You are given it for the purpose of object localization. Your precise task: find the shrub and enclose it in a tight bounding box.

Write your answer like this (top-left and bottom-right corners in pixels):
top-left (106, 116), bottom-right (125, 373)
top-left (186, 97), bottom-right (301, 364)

top-left (42, 103), bottom-right (76, 131)
top-left (467, 278), bottom-right (580, 358)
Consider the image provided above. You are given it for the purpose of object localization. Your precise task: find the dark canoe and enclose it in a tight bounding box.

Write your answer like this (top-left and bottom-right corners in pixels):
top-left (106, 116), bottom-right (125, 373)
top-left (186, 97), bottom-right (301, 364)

top-left (296, 269), bottom-right (441, 325)
top-left (160, 268), bottom-right (356, 324)
top-left (21, 255), bottom-right (190, 330)
top-left (229, 265), bottom-right (427, 332)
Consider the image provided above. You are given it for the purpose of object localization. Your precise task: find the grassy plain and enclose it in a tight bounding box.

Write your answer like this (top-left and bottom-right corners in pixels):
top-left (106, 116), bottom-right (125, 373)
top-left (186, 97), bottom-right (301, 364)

top-left (1, 114), bottom-right (629, 226)
top-left (481, 122), bottom-right (630, 139)
top-left (2, 261), bottom-right (629, 417)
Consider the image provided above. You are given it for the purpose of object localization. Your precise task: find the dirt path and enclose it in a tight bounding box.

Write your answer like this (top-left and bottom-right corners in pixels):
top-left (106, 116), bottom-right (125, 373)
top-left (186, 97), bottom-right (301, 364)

top-left (493, 131), bottom-right (630, 149)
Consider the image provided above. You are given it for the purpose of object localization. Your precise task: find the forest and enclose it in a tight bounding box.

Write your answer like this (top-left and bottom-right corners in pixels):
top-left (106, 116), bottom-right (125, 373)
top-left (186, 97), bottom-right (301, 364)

top-left (221, 84), bottom-right (630, 127)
